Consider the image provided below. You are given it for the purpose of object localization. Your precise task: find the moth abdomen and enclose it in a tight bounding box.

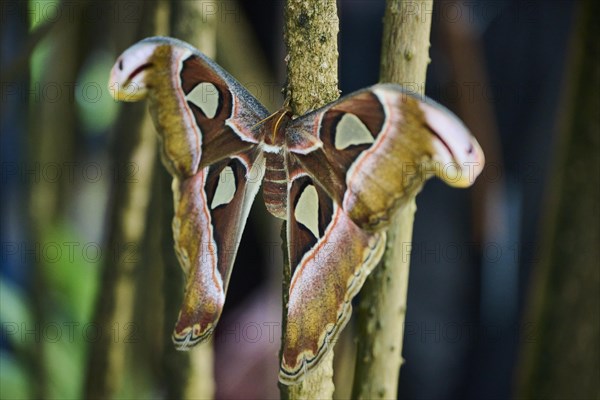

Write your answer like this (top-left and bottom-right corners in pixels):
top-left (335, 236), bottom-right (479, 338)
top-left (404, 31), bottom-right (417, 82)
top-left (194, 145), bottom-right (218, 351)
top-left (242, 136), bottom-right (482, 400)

top-left (263, 152), bottom-right (288, 219)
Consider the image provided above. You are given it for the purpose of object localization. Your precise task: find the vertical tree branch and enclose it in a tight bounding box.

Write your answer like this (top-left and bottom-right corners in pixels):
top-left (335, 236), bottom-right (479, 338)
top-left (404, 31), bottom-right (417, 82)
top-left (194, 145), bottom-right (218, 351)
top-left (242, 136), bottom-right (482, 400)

top-left (27, 14), bottom-right (84, 395)
top-left (280, 1), bottom-right (339, 399)
top-left (19, 0), bottom-right (49, 396)
top-left (283, 0), bottom-right (339, 115)
top-left (517, 1), bottom-right (599, 398)
top-left (379, 0), bottom-right (433, 91)
top-left (353, 1), bottom-right (433, 399)
top-left (84, 103), bottom-right (157, 400)
top-left (84, 2), bottom-right (163, 398)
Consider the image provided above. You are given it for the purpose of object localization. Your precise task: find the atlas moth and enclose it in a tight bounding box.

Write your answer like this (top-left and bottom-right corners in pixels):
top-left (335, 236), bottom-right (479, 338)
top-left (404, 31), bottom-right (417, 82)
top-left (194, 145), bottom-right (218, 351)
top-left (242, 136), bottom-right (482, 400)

top-left (108, 36), bottom-right (484, 384)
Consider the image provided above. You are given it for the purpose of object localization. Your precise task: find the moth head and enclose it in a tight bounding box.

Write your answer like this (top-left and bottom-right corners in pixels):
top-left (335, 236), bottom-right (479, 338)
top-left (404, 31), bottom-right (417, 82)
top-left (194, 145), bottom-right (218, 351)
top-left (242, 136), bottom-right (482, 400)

top-left (109, 40), bottom-right (160, 101)
top-left (109, 37), bottom-right (192, 102)
top-left (419, 101), bottom-right (485, 188)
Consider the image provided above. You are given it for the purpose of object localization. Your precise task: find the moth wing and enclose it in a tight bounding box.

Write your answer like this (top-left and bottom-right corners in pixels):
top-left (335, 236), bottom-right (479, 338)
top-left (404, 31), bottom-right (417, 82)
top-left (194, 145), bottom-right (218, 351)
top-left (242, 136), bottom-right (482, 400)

top-left (285, 83), bottom-right (484, 232)
top-left (111, 37), bottom-right (268, 348)
top-left (279, 159), bottom-right (385, 384)
top-left (111, 36), bottom-right (269, 177)
top-left (172, 149), bottom-right (265, 348)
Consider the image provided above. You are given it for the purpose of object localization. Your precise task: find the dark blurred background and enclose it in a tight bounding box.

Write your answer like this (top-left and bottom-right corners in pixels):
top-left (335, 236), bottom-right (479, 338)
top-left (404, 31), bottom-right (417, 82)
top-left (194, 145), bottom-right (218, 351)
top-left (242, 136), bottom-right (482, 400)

top-left (1, 1), bottom-right (598, 399)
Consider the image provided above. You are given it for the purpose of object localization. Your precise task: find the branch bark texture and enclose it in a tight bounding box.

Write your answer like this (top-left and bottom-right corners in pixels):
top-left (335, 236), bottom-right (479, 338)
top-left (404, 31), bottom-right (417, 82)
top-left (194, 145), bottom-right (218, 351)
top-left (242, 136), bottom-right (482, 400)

top-left (280, 0), bottom-right (339, 399)
top-left (353, 1), bottom-right (433, 399)
top-left (283, 0), bottom-right (339, 116)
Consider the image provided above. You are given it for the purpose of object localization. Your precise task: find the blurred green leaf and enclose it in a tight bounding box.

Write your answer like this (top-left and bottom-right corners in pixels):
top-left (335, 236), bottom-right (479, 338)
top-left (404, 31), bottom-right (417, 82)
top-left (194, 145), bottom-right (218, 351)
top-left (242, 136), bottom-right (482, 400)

top-left (76, 52), bottom-right (119, 135)
top-left (0, 352), bottom-right (32, 399)
top-left (45, 339), bottom-right (85, 399)
top-left (0, 280), bottom-right (33, 350)
top-left (36, 221), bottom-right (102, 398)
top-left (29, 35), bottom-right (51, 89)
top-left (28, 0), bottom-right (61, 31)
top-left (41, 223), bottom-right (99, 323)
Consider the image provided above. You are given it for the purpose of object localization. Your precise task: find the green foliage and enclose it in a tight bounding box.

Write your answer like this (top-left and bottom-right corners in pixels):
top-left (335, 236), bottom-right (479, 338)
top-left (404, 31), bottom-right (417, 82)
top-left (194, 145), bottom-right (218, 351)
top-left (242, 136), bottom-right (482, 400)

top-left (0, 353), bottom-right (32, 399)
top-left (0, 281), bottom-right (34, 344)
top-left (41, 223), bottom-right (99, 323)
top-left (28, 0), bottom-right (60, 31)
top-left (41, 223), bottom-right (100, 398)
top-left (76, 52), bottom-right (119, 135)
top-left (0, 281), bottom-right (33, 399)
top-left (1, 221), bottom-right (101, 398)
